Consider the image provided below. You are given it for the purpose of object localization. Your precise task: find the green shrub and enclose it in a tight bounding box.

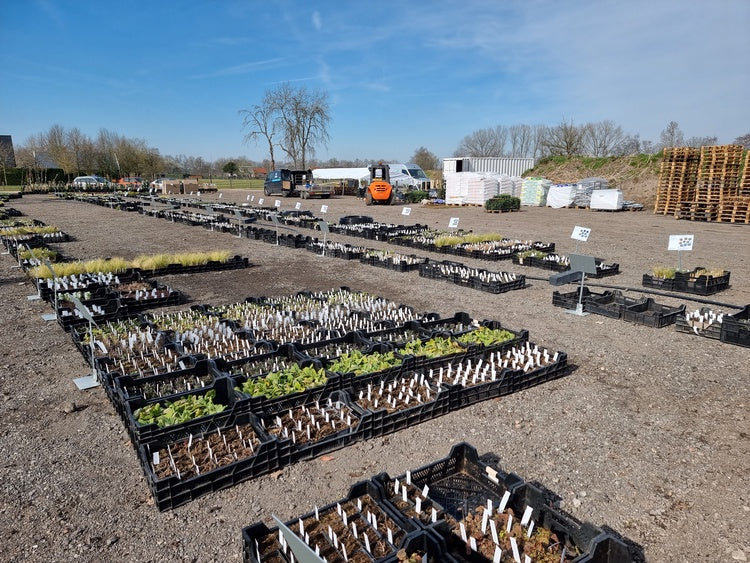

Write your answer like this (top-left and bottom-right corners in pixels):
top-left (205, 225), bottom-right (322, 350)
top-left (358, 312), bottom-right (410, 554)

top-left (485, 194), bottom-right (520, 212)
top-left (403, 190), bottom-right (429, 203)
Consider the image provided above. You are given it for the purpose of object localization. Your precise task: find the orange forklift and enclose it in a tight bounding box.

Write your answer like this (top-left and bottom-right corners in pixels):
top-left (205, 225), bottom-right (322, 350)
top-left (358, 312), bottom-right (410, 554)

top-left (365, 162), bottom-right (395, 205)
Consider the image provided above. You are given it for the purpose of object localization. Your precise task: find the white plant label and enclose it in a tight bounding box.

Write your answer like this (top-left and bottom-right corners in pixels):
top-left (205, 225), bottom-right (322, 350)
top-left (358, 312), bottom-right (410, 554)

top-left (510, 537), bottom-right (521, 562)
top-left (490, 519), bottom-right (499, 544)
top-left (219, 192), bottom-right (223, 199)
top-left (449, 217), bottom-right (460, 229)
top-left (431, 508), bottom-right (438, 523)
top-left (295, 202), bottom-right (302, 210)
top-left (469, 537), bottom-right (477, 552)
top-left (460, 522), bottom-right (467, 542)
top-left (506, 514), bottom-right (513, 533)
top-left (247, 195), bottom-right (251, 201)
top-left (406, 470), bottom-right (411, 485)
top-left (320, 204), bottom-right (328, 213)
top-left (422, 484), bottom-right (429, 498)
top-left (520, 506), bottom-right (533, 527)
top-left (415, 497), bottom-right (422, 514)
top-left (668, 234), bottom-right (694, 251)
top-left (481, 507), bottom-right (489, 533)
top-left (152, 452), bottom-right (160, 465)
top-left (197, 191), bottom-right (201, 197)
top-left (258, 198), bottom-right (264, 205)
top-left (387, 527), bottom-right (393, 545)
top-left (493, 546), bottom-right (502, 563)
top-left (498, 491), bottom-right (510, 513)
top-left (402, 207), bottom-right (412, 216)
top-left (274, 199), bottom-right (281, 208)
top-left (571, 225), bottom-right (591, 242)
top-left (251, 195), bottom-right (255, 202)
top-left (394, 479), bottom-right (400, 495)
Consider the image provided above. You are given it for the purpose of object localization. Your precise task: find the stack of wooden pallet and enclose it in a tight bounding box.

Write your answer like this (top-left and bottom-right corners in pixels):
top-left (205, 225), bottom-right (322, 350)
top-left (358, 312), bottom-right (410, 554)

top-left (654, 147), bottom-right (700, 215)
top-left (695, 144), bottom-right (745, 205)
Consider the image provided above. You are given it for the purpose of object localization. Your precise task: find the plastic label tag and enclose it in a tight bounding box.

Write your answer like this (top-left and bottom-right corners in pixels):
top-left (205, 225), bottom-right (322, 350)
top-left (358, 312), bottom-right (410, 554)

top-left (402, 207), bottom-right (411, 216)
top-left (274, 199), bottom-right (281, 207)
top-left (493, 546), bottom-right (502, 563)
top-left (469, 537), bottom-right (477, 552)
top-left (422, 484), bottom-right (429, 498)
top-left (152, 452), bottom-right (160, 465)
top-left (490, 519), bottom-right (499, 544)
top-left (510, 537), bottom-right (521, 562)
top-left (449, 217), bottom-right (460, 228)
top-left (295, 202), bottom-right (302, 210)
top-left (498, 491), bottom-right (510, 513)
top-left (258, 198), bottom-right (264, 205)
top-left (520, 506), bottom-right (533, 527)
top-left (320, 204), bottom-right (328, 213)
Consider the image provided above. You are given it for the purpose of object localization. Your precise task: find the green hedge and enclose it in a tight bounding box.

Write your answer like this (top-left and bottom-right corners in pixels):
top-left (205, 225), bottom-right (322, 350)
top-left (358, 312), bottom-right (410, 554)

top-left (403, 190), bottom-right (429, 203)
top-left (485, 194), bottom-right (520, 211)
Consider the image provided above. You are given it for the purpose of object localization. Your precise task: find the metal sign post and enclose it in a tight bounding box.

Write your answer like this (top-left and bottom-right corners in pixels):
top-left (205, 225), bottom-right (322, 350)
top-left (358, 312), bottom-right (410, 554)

top-left (40, 258), bottom-right (59, 322)
top-left (234, 209), bottom-right (245, 238)
top-left (69, 295), bottom-right (101, 390)
top-left (270, 214), bottom-right (280, 245)
top-left (272, 515), bottom-right (324, 563)
top-left (668, 234), bottom-right (694, 272)
top-left (571, 225), bottom-right (591, 254)
top-left (318, 220), bottom-right (329, 256)
top-left (25, 245), bottom-right (44, 301)
top-left (567, 254), bottom-right (598, 317)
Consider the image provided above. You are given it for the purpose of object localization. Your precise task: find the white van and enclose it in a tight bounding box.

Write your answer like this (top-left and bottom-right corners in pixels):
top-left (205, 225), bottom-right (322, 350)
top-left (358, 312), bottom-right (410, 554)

top-left (388, 163), bottom-right (431, 190)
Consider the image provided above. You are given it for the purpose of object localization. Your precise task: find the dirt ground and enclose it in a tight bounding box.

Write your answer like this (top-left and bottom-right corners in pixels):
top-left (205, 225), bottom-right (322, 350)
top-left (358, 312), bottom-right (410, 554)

top-left (1, 191), bottom-right (748, 563)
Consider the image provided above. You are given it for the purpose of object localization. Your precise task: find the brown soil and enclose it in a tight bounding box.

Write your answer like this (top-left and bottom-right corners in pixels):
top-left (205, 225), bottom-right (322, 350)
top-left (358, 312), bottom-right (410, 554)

top-left (0, 191), bottom-right (748, 562)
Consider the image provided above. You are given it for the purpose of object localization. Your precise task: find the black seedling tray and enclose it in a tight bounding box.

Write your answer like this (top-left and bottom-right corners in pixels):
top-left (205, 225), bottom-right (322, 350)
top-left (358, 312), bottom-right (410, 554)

top-left (720, 305), bottom-right (750, 348)
top-left (585, 290), bottom-right (647, 319)
top-left (622, 298), bottom-right (685, 328)
top-left (552, 287), bottom-right (609, 311)
top-left (139, 410), bottom-right (280, 511)
top-left (674, 307), bottom-right (723, 340)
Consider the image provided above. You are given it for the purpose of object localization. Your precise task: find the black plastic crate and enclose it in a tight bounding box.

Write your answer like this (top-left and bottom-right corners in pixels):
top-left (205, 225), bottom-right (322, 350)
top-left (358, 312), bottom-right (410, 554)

top-left (447, 349), bottom-right (569, 410)
top-left (242, 479), bottom-right (419, 563)
top-left (471, 274), bottom-right (526, 294)
top-left (344, 378), bottom-right (453, 441)
top-left (292, 331), bottom-right (379, 362)
top-left (56, 296), bottom-right (128, 331)
top-left (585, 291), bottom-right (646, 320)
top-left (720, 305), bottom-right (750, 348)
top-left (622, 298), bottom-right (686, 328)
top-left (641, 274), bottom-right (677, 291)
top-left (675, 268), bottom-right (731, 295)
top-left (123, 377), bottom-right (250, 448)
top-left (552, 287), bottom-right (608, 311)
top-left (139, 410), bottom-right (280, 511)
top-left (259, 391), bottom-right (368, 464)
top-left (674, 307), bottom-right (724, 340)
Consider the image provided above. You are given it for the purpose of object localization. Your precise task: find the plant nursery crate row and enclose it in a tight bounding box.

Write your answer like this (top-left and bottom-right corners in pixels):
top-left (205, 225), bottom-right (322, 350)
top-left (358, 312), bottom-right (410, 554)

top-left (720, 305), bottom-right (750, 348)
top-left (242, 443), bottom-right (632, 563)
top-left (642, 267), bottom-right (730, 295)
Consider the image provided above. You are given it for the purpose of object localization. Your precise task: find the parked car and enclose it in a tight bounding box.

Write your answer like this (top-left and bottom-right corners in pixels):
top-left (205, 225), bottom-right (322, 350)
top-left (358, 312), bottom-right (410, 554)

top-left (117, 177), bottom-right (144, 189)
top-left (71, 175), bottom-right (112, 189)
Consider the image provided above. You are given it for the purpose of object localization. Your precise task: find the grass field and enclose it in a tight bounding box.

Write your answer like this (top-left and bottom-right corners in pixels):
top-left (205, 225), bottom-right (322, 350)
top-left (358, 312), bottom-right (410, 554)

top-left (0, 185), bottom-right (23, 192)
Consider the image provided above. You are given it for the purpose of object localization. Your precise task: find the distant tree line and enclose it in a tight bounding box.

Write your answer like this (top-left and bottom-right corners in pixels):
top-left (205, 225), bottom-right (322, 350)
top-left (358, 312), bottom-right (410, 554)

top-left (452, 120), bottom-right (738, 159)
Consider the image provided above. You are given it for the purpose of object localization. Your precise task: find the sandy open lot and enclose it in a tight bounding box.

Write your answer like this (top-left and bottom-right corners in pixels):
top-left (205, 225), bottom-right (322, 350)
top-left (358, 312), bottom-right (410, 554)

top-left (0, 191), bottom-right (748, 562)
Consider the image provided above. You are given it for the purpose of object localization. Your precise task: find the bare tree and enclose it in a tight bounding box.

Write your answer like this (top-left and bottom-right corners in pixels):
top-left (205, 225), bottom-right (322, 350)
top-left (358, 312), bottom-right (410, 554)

top-left (509, 124), bottom-right (535, 157)
top-left (685, 136), bottom-right (718, 148)
top-left (659, 121), bottom-right (684, 149)
top-left (67, 127), bottom-right (94, 176)
top-left (275, 83), bottom-right (330, 168)
top-left (240, 89), bottom-right (280, 170)
top-left (733, 133), bottom-right (750, 149)
top-left (42, 124), bottom-right (74, 177)
top-left (583, 120), bottom-right (626, 156)
top-left (410, 147), bottom-right (439, 171)
top-left (454, 127), bottom-right (503, 157)
top-left (541, 119), bottom-right (585, 157)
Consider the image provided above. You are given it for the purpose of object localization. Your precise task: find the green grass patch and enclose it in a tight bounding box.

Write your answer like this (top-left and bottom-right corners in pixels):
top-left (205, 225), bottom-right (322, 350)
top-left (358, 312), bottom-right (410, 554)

top-left (205, 178), bottom-right (263, 190)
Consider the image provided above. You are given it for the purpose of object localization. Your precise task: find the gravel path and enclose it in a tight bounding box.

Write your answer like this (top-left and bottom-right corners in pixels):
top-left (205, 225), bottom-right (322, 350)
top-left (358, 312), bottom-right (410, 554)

top-left (0, 192), bottom-right (748, 562)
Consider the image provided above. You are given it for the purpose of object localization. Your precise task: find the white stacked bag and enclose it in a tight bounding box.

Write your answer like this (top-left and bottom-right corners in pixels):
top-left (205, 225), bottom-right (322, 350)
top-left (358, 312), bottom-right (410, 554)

top-left (546, 184), bottom-right (577, 208)
top-left (520, 177), bottom-right (551, 206)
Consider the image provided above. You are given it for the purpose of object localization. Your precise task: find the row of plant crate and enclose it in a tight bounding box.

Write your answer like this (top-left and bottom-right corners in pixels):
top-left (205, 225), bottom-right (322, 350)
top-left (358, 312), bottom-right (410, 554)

top-left (133, 333), bottom-right (567, 511)
top-left (553, 288), bottom-right (749, 345)
top-left (512, 252), bottom-right (620, 278)
top-left (241, 442), bottom-right (632, 562)
top-left (419, 260), bottom-right (527, 294)
top-left (642, 266), bottom-right (731, 295)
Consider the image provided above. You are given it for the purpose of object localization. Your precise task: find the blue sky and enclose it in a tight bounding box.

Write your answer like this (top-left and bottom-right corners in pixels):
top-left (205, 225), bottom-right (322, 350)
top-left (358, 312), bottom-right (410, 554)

top-left (2, 0), bottom-right (748, 163)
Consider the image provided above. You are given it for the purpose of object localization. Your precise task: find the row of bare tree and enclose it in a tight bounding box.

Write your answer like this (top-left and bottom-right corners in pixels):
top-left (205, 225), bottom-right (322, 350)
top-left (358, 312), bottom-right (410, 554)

top-left (453, 120), bottom-right (732, 159)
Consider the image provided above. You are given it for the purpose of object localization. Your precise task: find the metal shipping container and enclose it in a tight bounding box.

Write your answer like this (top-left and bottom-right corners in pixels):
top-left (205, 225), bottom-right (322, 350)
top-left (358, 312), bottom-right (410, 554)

top-left (443, 157), bottom-right (536, 177)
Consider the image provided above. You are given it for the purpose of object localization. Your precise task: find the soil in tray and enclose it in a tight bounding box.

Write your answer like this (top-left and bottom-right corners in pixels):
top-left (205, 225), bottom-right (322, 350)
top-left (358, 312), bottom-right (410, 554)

top-left (446, 505), bottom-right (579, 562)
top-left (261, 401), bottom-right (359, 446)
top-left (124, 372), bottom-right (214, 400)
top-left (103, 347), bottom-right (185, 379)
top-left (384, 479), bottom-right (444, 527)
top-left (301, 340), bottom-right (370, 360)
top-left (354, 375), bottom-right (436, 413)
top-left (151, 423), bottom-right (261, 480)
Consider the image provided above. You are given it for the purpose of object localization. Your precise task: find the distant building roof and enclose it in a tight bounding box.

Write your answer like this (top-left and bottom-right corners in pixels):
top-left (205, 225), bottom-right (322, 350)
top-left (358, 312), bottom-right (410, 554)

top-left (0, 135), bottom-right (16, 167)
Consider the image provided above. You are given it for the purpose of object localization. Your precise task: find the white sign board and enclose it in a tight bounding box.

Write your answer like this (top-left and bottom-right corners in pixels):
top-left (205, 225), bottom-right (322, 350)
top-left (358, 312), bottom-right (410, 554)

top-left (668, 234), bottom-right (694, 251)
top-left (247, 194), bottom-right (251, 201)
top-left (295, 202), bottom-right (302, 210)
top-left (448, 217), bottom-right (460, 229)
top-left (218, 192), bottom-right (223, 199)
top-left (571, 226), bottom-right (591, 242)
top-left (402, 207), bottom-right (412, 216)
top-left (320, 204), bottom-right (329, 214)
top-left (258, 198), bottom-right (264, 205)
top-left (274, 199), bottom-right (281, 208)
top-left (250, 195), bottom-right (255, 202)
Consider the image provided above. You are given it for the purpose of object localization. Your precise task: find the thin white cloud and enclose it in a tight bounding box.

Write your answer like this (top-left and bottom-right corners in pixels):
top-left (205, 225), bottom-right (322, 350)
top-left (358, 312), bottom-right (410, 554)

top-left (191, 58), bottom-right (286, 79)
top-left (312, 11), bottom-right (322, 31)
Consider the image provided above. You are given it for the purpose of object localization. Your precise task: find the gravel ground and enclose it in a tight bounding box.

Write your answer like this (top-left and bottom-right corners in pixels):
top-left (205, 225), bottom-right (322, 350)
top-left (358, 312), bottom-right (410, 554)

top-left (0, 192), bottom-right (748, 563)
